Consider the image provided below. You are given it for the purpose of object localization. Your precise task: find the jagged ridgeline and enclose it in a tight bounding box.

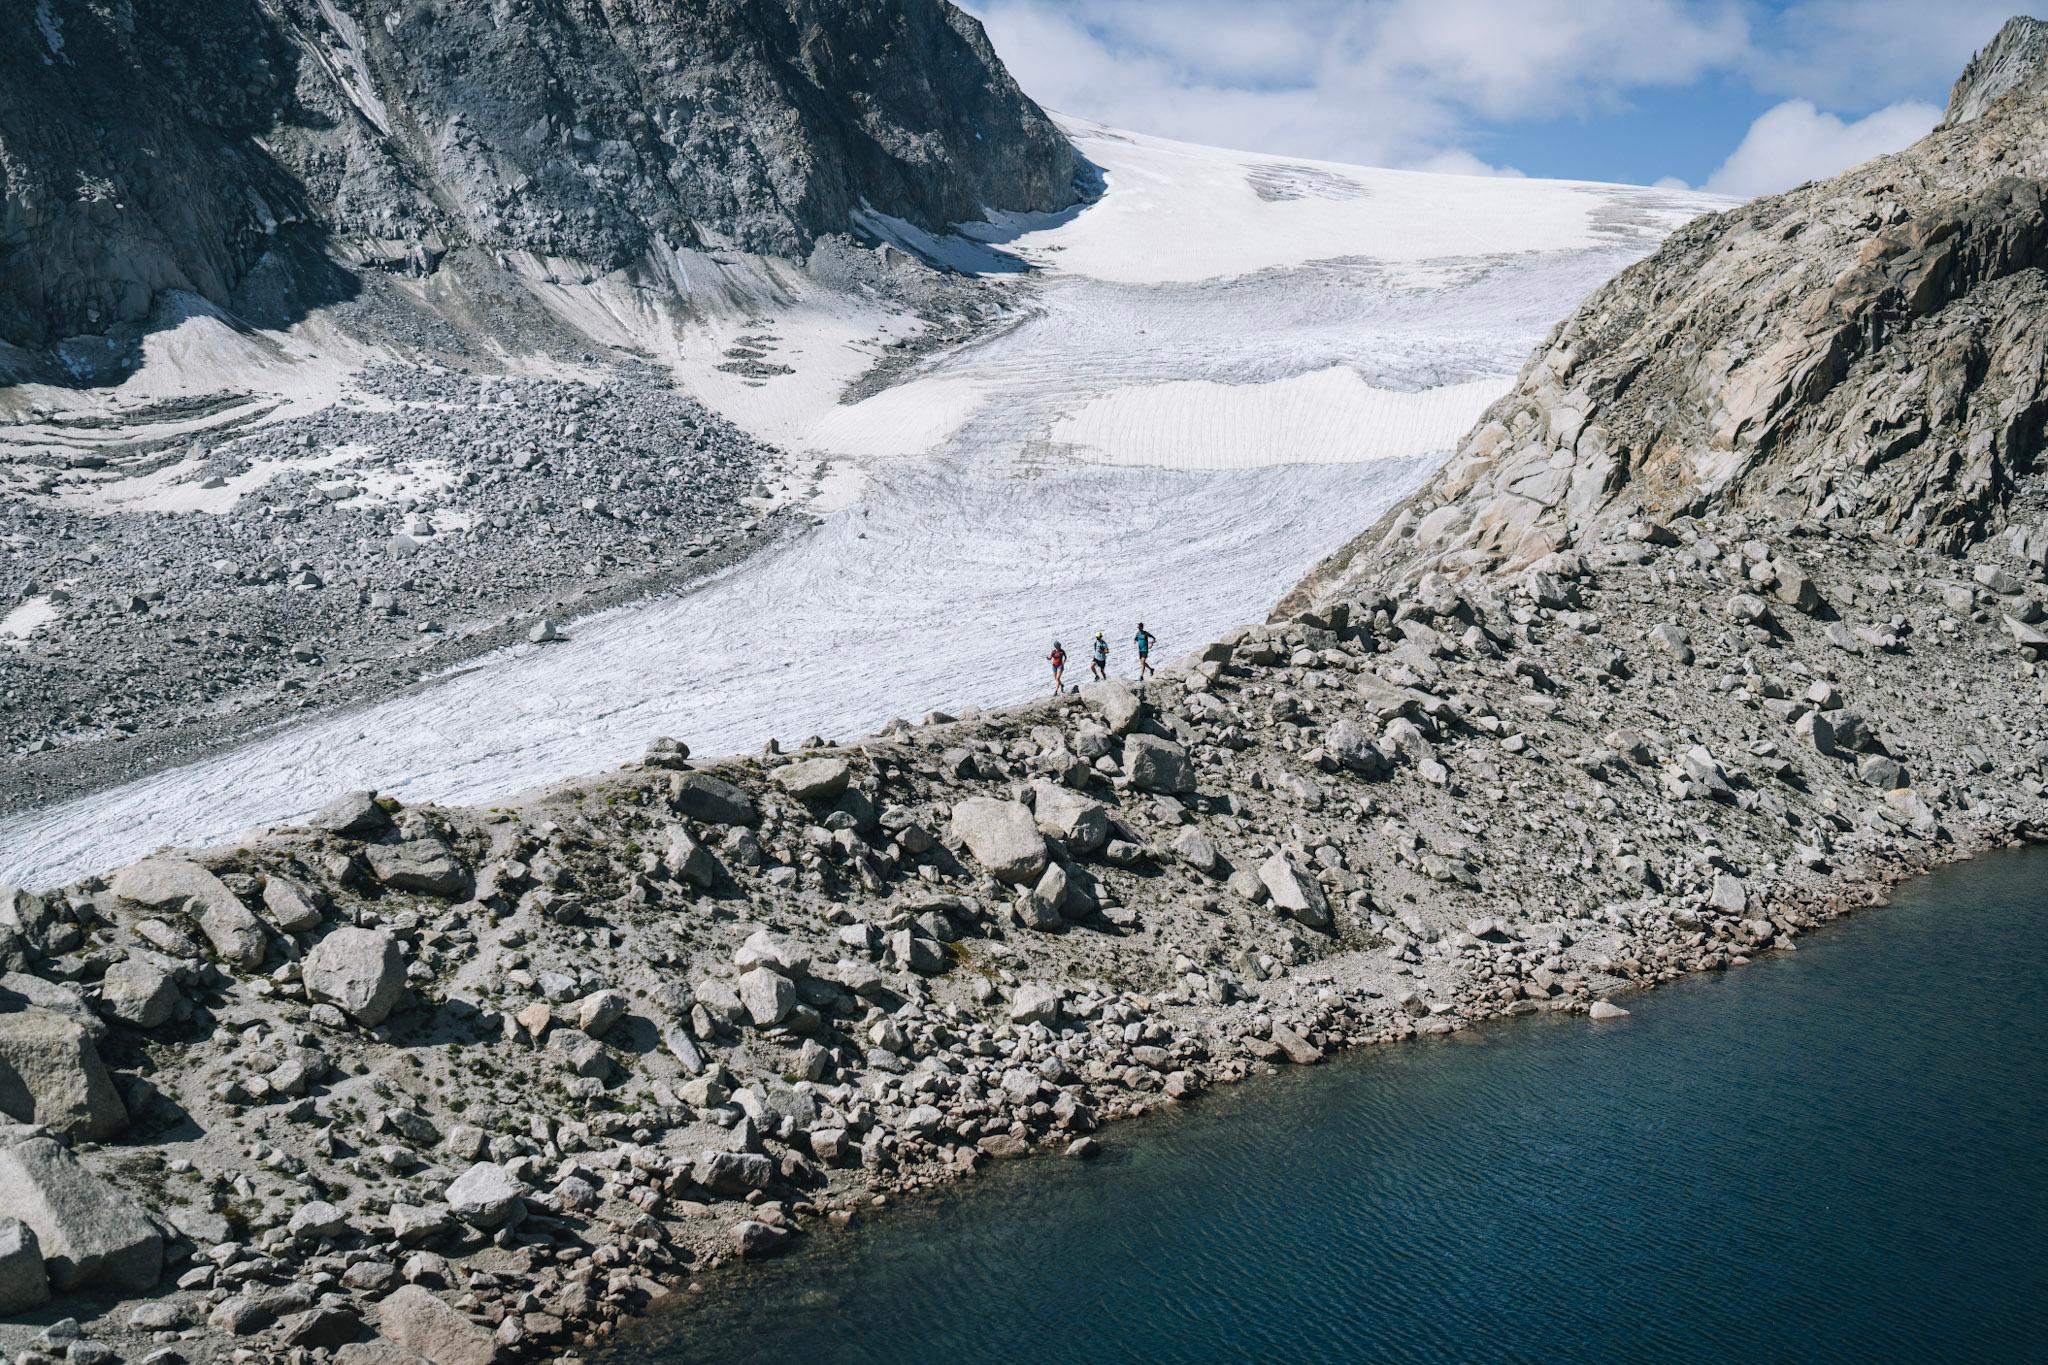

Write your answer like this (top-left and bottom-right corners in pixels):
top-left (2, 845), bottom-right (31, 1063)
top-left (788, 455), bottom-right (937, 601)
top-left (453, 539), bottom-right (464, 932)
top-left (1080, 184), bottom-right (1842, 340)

top-left (0, 0), bottom-right (1080, 350)
top-left (1289, 15), bottom-right (2048, 612)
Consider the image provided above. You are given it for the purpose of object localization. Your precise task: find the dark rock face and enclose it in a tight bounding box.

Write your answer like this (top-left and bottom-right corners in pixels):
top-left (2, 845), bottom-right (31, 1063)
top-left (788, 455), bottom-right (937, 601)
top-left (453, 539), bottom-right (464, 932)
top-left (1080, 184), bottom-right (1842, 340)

top-left (1286, 17), bottom-right (2048, 610)
top-left (0, 0), bottom-right (1078, 349)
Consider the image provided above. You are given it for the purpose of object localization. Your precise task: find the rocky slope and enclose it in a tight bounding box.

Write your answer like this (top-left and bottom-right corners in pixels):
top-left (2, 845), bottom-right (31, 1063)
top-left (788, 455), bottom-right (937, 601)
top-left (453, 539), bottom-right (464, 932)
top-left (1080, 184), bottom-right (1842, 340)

top-left (1, 20), bottom-right (2046, 1365)
top-left (1284, 12), bottom-right (2048, 607)
top-left (0, 363), bottom-right (782, 818)
top-left (0, 0), bottom-right (1078, 353)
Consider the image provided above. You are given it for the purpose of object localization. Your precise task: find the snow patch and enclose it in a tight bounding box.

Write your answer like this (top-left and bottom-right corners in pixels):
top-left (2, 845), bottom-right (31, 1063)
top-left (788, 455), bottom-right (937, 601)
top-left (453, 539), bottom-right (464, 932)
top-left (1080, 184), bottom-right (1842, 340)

top-left (1052, 369), bottom-right (1513, 470)
top-left (851, 208), bottom-right (1026, 275)
top-left (806, 375), bottom-right (989, 459)
top-left (72, 447), bottom-right (353, 516)
top-left (957, 118), bottom-right (1727, 287)
top-left (1, 596), bottom-right (59, 641)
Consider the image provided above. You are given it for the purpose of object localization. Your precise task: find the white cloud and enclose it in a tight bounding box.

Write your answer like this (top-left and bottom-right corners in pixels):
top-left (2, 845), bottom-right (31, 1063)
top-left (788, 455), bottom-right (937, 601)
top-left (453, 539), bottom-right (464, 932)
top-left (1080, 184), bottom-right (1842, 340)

top-left (1746, 1), bottom-right (2044, 110)
top-left (967, 0), bottom-right (1758, 170)
top-left (1409, 149), bottom-right (1527, 178)
top-left (1370, 0), bottom-right (1750, 120)
top-left (1702, 98), bottom-right (1941, 198)
top-left (960, 1), bottom-right (2037, 185)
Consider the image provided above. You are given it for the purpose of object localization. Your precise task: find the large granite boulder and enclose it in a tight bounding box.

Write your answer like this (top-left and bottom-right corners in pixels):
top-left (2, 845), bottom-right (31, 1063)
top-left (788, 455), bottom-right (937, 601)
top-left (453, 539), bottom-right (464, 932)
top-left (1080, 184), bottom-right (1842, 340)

top-left (669, 773), bottom-right (758, 826)
top-left (443, 1162), bottom-right (525, 1230)
top-left (0, 1216), bottom-right (49, 1314)
top-left (1123, 735), bottom-right (1194, 793)
top-left (304, 928), bottom-right (407, 1026)
top-left (770, 757), bottom-right (851, 802)
top-left (0, 1137), bottom-right (162, 1292)
top-left (110, 858), bottom-right (267, 969)
top-left (98, 958), bottom-right (180, 1029)
top-left (948, 798), bottom-right (1049, 885)
top-left (0, 1009), bottom-right (128, 1140)
top-left (375, 1285), bottom-right (497, 1365)
top-left (1031, 783), bottom-right (1109, 856)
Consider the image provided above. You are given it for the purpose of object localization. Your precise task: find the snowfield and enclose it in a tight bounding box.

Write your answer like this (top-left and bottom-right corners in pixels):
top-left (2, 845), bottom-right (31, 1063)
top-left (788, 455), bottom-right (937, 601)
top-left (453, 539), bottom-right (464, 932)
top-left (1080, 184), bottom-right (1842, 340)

top-left (0, 122), bottom-right (1725, 888)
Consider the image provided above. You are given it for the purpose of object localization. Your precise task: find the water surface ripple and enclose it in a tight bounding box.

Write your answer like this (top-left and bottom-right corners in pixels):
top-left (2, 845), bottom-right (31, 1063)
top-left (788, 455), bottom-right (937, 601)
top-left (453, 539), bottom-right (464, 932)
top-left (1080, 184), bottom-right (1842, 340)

top-left (606, 848), bottom-right (2047, 1364)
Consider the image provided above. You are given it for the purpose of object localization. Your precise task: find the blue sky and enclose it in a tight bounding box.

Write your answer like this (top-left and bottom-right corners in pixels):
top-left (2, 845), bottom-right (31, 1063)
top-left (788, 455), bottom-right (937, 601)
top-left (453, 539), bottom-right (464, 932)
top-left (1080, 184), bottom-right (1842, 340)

top-left (959, 1), bottom-right (2045, 196)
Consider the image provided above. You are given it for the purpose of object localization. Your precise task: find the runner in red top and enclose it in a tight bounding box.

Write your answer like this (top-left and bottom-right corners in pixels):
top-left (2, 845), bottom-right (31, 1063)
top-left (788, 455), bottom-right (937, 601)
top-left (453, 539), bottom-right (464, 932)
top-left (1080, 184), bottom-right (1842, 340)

top-left (1047, 641), bottom-right (1067, 695)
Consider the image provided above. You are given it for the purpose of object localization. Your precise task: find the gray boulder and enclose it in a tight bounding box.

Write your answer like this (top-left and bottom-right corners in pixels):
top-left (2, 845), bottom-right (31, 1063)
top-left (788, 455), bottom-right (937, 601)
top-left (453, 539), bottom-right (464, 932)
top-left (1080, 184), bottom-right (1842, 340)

top-left (1324, 717), bottom-right (1389, 775)
top-left (730, 1219), bottom-right (790, 1258)
top-left (1258, 853), bottom-right (1331, 931)
top-left (1008, 983), bottom-right (1061, 1027)
top-left (547, 1028), bottom-right (610, 1079)
top-left (693, 1149), bottom-right (773, 1197)
top-left (109, 858), bottom-right (267, 969)
top-left (1085, 680), bottom-right (1143, 734)
top-left (665, 827), bottom-right (719, 888)
top-left (1031, 783), bottom-right (1109, 855)
top-left (733, 929), bottom-right (811, 977)
top-left (1123, 734), bottom-right (1194, 793)
top-left (261, 876), bottom-right (327, 933)
top-left (1649, 623), bottom-right (1694, 663)
top-left (313, 791), bottom-right (393, 838)
top-left (1172, 826), bottom-right (1220, 875)
top-left (0, 1138), bottom-right (162, 1292)
top-left (376, 1286), bottom-right (497, 1365)
top-left (0, 1009), bottom-right (128, 1140)
top-left (1858, 754), bottom-right (1907, 790)
top-left (0, 888), bottom-right (68, 957)
top-left (737, 967), bottom-right (796, 1027)
top-left (948, 798), bottom-right (1049, 884)
top-left (770, 757), bottom-right (851, 802)
top-left (97, 959), bottom-right (180, 1030)
top-left (1018, 863), bottom-right (1067, 930)
top-left (442, 1163), bottom-right (525, 1230)
top-left (1794, 709), bottom-right (1836, 757)
top-left (572, 990), bottom-right (629, 1039)
top-left (0, 1216), bottom-right (49, 1314)
top-left (669, 772), bottom-right (759, 826)
top-left (304, 928), bottom-right (407, 1026)
top-left (288, 1201), bottom-right (350, 1239)
top-left (365, 840), bottom-right (471, 898)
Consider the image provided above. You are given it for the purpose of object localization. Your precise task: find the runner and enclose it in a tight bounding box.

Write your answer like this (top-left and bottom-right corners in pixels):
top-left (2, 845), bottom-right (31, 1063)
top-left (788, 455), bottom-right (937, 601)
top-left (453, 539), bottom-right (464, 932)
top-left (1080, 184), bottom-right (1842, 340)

top-left (1047, 640), bottom-right (1067, 695)
top-left (1090, 632), bottom-right (1110, 682)
top-left (1134, 621), bottom-right (1156, 680)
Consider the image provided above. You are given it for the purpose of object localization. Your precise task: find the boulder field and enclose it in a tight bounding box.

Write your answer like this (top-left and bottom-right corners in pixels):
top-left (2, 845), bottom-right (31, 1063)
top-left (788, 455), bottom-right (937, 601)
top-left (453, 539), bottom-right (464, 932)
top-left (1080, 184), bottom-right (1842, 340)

top-left (0, 486), bottom-right (2042, 1359)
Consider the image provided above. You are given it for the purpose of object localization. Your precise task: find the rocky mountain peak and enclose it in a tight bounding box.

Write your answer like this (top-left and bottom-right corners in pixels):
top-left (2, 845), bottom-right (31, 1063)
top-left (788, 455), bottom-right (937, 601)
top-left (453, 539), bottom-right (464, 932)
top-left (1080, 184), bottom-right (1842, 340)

top-left (1285, 16), bottom-right (2048, 611)
top-left (0, 0), bottom-right (1080, 352)
top-left (1944, 14), bottom-right (2048, 126)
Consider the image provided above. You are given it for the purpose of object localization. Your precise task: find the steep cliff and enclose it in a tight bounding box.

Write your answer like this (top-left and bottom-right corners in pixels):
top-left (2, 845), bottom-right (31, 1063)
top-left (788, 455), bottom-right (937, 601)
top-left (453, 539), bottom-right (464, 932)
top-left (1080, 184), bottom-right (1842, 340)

top-left (0, 0), bottom-right (1080, 349)
top-left (1288, 18), bottom-right (2048, 610)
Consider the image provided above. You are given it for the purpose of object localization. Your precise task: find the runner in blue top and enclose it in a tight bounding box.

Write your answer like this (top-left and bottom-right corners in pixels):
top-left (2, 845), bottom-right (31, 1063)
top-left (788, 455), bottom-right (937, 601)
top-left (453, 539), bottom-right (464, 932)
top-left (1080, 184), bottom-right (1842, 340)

top-left (1090, 632), bottom-right (1110, 681)
top-left (1134, 622), bottom-right (1156, 680)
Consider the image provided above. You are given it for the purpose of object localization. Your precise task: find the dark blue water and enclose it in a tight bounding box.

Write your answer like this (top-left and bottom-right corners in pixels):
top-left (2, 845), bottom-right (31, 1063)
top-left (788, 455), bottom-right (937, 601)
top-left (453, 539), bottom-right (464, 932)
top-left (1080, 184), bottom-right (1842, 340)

top-left (608, 848), bottom-right (2048, 1364)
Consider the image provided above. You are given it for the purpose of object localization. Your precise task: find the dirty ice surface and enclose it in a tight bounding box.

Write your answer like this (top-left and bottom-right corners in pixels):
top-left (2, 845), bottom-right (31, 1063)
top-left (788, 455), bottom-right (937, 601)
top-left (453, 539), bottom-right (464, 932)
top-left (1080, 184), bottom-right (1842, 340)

top-left (0, 123), bottom-right (1724, 887)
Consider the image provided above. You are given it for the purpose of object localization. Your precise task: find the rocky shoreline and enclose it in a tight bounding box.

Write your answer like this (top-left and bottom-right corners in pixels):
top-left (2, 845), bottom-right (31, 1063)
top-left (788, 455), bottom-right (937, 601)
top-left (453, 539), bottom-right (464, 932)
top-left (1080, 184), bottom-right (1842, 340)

top-left (0, 478), bottom-right (2041, 1363)
top-left (3, 17), bottom-right (2046, 1365)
